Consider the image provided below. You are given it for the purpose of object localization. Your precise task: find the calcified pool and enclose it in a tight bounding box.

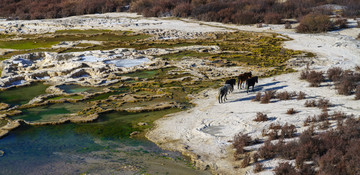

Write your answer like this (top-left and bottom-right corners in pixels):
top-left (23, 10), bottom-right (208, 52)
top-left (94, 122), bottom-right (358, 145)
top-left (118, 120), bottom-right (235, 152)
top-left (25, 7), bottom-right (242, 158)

top-left (0, 110), bottom-right (210, 175)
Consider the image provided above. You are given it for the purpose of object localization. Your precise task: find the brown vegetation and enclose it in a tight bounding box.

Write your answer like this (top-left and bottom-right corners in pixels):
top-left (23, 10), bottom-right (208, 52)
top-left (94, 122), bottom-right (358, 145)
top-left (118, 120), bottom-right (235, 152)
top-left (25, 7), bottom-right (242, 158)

top-left (286, 108), bottom-right (297, 115)
top-left (233, 132), bottom-right (252, 157)
top-left (254, 112), bottom-right (269, 122)
top-left (261, 90), bottom-right (276, 104)
top-left (0, 0), bottom-right (130, 20)
top-left (297, 91), bottom-right (306, 100)
top-left (296, 13), bottom-right (332, 33)
top-left (258, 117), bottom-right (360, 175)
top-left (1, 0), bottom-right (359, 23)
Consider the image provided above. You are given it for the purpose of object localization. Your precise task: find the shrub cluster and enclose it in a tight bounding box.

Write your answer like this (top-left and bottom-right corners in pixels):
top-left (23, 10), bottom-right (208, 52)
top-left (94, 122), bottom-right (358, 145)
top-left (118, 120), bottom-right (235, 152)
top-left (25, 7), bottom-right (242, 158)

top-left (276, 91), bottom-right (296, 100)
top-left (259, 117), bottom-right (360, 174)
top-left (0, 0), bottom-right (130, 20)
top-left (261, 90), bottom-right (276, 104)
top-left (233, 132), bottom-right (252, 157)
top-left (300, 70), bottom-right (324, 87)
top-left (304, 98), bottom-right (331, 109)
top-left (327, 67), bottom-right (360, 96)
top-left (286, 108), bottom-right (297, 115)
top-left (253, 112), bottom-right (269, 122)
top-left (262, 123), bottom-right (297, 140)
top-left (2, 0), bottom-right (359, 23)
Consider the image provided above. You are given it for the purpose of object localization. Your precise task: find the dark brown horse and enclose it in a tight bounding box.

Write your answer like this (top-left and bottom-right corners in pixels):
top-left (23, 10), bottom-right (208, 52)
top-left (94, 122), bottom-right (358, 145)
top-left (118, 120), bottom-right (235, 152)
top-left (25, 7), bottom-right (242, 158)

top-left (237, 72), bottom-right (252, 89)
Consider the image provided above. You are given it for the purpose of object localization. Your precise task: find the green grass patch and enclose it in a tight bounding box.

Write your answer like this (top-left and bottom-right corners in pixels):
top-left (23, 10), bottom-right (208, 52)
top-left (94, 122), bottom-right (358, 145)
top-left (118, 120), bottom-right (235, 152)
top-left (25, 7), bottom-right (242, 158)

top-left (47, 95), bottom-right (83, 101)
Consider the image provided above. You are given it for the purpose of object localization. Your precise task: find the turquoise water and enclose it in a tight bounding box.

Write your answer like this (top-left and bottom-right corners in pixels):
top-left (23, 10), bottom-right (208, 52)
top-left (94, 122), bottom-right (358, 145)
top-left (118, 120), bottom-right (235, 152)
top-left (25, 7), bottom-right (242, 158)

top-left (0, 111), bottom-right (210, 175)
top-left (0, 82), bottom-right (49, 106)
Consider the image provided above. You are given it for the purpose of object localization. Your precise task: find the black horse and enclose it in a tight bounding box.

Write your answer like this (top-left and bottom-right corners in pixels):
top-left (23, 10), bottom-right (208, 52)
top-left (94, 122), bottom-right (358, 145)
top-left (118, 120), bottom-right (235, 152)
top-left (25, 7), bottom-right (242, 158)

top-left (246, 76), bottom-right (258, 93)
top-left (225, 79), bottom-right (236, 93)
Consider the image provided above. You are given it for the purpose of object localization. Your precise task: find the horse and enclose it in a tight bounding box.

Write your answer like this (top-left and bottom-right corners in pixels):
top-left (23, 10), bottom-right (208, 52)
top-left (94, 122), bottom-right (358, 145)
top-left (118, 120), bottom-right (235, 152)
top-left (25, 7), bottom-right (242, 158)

top-left (218, 84), bottom-right (230, 103)
top-left (225, 79), bottom-right (236, 93)
top-left (246, 76), bottom-right (258, 93)
top-left (237, 72), bottom-right (252, 89)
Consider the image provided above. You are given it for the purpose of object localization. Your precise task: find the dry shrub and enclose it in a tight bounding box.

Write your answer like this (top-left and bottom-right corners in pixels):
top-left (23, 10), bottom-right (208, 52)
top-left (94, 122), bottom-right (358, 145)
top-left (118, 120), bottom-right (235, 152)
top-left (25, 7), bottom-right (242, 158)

top-left (241, 153), bottom-right (251, 168)
top-left (277, 91), bottom-right (296, 100)
top-left (297, 91), bottom-right (306, 100)
top-left (253, 163), bottom-right (264, 173)
top-left (280, 123), bottom-right (297, 138)
top-left (304, 100), bottom-right (316, 107)
top-left (296, 13), bottom-right (332, 33)
top-left (327, 67), bottom-right (344, 82)
top-left (252, 92), bottom-right (261, 101)
top-left (264, 12), bottom-right (282, 24)
top-left (253, 112), bottom-right (268, 122)
top-left (331, 111), bottom-right (347, 120)
top-left (336, 76), bottom-right (357, 95)
top-left (274, 162), bottom-right (299, 175)
top-left (300, 70), bottom-right (309, 80)
top-left (303, 116), bottom-right (311, 126)
top-left (306, 70), bottom-right (324, 87)
top-left (233, 133), bottom-right (252, 156)
top-left (317, 98), bottom-right (331, 109)
top-left (355, 85), bottom-right (360, 100)
top-left (258, 140), bottom-right (276, 159)
top-left (319, 120), bottom-right (330, 130)
top-left (286, 108), bottom-right (296, 115)
top-left (252, 153), bottom-right (259, 163)
top-left (298, 164), bottom-right (315, 175)
top-left (261, 90), bottom-right (276, 104)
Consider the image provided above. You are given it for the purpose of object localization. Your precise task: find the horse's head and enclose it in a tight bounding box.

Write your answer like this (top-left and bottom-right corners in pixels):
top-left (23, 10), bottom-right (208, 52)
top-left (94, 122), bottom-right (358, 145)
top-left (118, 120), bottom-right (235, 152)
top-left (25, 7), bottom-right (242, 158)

top-left (255, 76), bottom-right (258, 83)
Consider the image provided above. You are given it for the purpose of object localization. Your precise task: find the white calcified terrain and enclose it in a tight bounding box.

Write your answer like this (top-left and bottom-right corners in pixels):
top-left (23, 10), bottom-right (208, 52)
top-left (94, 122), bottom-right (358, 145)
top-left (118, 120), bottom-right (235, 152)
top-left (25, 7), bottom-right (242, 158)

top-left (0, 12), bottom-right (359, 174)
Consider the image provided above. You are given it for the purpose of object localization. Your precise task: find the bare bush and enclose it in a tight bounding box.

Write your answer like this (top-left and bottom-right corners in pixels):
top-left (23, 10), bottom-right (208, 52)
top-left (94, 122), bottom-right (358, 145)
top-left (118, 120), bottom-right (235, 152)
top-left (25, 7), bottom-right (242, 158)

top-left (300, 70), bottom-right (309, 80)
top-left (306, 70), bottom-right (324, 87)
top-left (252, 153), bottom-right (259, 163)
top-left (258, 140), bottom-right (276, 159)
top-left (277, 91), bottom-right (296, 100)
top-left (327, 67), bottom-right (343, 82)
top-left (286, 108), bottom-right (297, 115)
top-left (274, 162), bottom-right (299, 175)
top-left (317, 98), bottom-right (331, 109)
top-left (336, 76), bottom-right (357, 95)
top-left (280, 123), bottom-right (297, 138)
top-left (253, 163), bottom-right (264, 173)
top-left (233, 133), bottom-right (252, 156)
top-left (261, 90), bottom-right (276, 104)
top-left (304, 100), bottom-right (316, 107)
top-left (252, 92), bottom-right (261, 101)
top-left (254, 112), bottom-right (268, 122)
top-left (297, 91), bottom-right (306, 100)
top-left (241, 153), bottom-right (251, 168)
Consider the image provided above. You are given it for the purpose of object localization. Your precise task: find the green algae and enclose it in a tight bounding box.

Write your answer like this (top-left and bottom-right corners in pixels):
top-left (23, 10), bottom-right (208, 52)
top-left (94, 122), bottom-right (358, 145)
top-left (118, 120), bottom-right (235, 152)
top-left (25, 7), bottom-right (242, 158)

top-left (0, 82), bottom-right (49, 106)
top-left (57, 84), bottom-right (103, 94)
top-left (12, 102), bottom-right (85, 122)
